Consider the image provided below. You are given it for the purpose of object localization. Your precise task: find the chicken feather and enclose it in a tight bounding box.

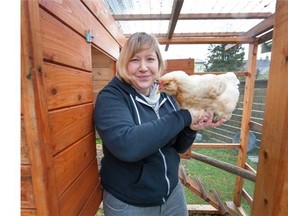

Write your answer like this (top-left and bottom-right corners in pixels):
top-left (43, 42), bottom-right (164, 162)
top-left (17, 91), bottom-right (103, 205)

top-left (158, 71), bottom-right (240, 122)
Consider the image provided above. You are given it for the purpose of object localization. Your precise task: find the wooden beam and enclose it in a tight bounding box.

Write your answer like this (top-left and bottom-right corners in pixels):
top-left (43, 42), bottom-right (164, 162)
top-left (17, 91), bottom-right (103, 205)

top-left (153, 32), bottom-right (245, 38)
top-left (194, 71), bottom-right (248, 76)
top-left (187, 204), bottom-right (219, 214)
top-left (192, 143), bottom-right (241, 149)
top-left (165, 0), bottom-right (184, 51)
top-left (242, 188), bottom-right (253, 207)
top-left (21, 1), bottom-right (59, 215)
top-left (113, 12), bottom-right (272, 21)
top-left (225, 14), bottom-right (275, 50)
top-left (244, 14), bottom-right (275, 38)
top-left (257, 30), bottom-right (273, 44)
top-left (233, 41), bottom-right (258, 206)
top-left (81, 0), bottom-right (126, 47)
top-left (249, 121), bottom-right (263, 132)
top-left (158, 36), bottom-right (255, 44)
top-left (190, 152), bottom-right (256, 182)
top-left (252, 0), bottom-right (288, 215)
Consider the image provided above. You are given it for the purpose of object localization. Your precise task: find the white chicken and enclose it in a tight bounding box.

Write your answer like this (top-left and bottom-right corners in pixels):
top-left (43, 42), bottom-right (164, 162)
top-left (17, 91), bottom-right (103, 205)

top-left (158, 71), bottom-right (240, 122)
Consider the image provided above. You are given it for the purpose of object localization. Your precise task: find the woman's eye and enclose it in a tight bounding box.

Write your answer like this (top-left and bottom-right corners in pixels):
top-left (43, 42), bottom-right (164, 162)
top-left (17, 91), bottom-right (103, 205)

top-left (130, 58), bottom-right (139, 62)
top-left (147, 58), bottom-right (156, 61)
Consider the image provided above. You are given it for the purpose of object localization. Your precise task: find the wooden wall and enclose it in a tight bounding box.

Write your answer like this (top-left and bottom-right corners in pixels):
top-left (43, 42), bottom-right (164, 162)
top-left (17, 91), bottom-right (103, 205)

top-left (166, 58), bottom-right (194, 74)
top-left (92, 48), bottom-right (115, 100)
top-left (252, 0), bottom-right (288, 215)
top-left (21, 0), bottom-right (124, 215)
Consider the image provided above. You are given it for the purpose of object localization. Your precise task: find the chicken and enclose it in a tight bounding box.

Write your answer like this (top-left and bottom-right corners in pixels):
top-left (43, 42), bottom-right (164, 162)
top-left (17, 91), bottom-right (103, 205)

top-left (158, 71), bottom-right (240, 122)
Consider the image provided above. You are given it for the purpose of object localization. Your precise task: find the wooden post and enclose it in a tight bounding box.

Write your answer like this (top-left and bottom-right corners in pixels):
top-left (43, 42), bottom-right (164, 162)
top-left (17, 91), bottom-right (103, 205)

top-left (252, 0), bottom-right (288, 215)
top-left (21, 1), bottom-right (59, 215)
top-left (233, 41), bottom-right (258, 206)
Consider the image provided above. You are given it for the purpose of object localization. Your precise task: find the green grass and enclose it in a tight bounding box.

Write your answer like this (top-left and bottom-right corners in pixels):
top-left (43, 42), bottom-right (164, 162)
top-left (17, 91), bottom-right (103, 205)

top-left (182, 147), bottom-right (258, 215)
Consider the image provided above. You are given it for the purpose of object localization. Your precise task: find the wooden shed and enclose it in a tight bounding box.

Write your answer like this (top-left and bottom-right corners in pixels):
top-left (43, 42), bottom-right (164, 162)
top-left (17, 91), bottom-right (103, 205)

top-left (21, 0), bottom-right (288, 215)
top-left (21, 0), bottom-right (125, 215)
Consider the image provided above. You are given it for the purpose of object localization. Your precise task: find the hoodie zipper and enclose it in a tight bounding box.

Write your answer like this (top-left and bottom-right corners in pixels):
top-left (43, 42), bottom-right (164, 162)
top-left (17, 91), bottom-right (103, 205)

top-left (131, 95), bottom-right (171, 201)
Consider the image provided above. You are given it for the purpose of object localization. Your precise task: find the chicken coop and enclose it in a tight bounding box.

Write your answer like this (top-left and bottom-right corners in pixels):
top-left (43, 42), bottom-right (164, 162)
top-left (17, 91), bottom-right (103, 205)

top-left (21, 0), bottom-right (287, 215)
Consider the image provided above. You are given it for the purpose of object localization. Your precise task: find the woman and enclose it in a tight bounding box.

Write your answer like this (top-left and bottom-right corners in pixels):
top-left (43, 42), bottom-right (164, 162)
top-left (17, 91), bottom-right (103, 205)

top-left (94, 32), bottom-right (225, 215)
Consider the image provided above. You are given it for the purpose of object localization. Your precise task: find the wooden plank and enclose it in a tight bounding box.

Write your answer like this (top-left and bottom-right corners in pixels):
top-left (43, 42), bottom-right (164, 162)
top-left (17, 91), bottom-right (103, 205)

top-left (54, 132), bottom-right (96, 197)
top-left (21, 116), bottom-right (30, 165)
top-left (21, 1), bottom-right (59, 214)
top-left (78, 182), bottom-right (103, 216)
top-left (39, 8), bottom-right (92, 71)
top-left (49, 103), bottom-right (94, 155)
top-left (192, 143), bottom-right (241, 149)
top-left (242, 188), bottom-right (253, 207)
top-left (92, 48), bottom-right (115, 68)
top-left (179, 174), bottom-right (222, 211)
top-left (158, 36), bottom-right (255, 44)
top-left (166, 59), bottom-right (194, 75)
top-left (93, 80), bottom-right (110, 94)
top-left (165, 0), bottom-right (184, 50)
top-left (45, 63), bottom-right (93, 110)
top-left (194, 71), bottom-right (248, 77)
top-left (21, 209), bottom-right (37, 216)
top-left (92, 68), bottom-right (114, 81)
top-left (211, 189), bottom-right (228, 215)
top-left (195, 177), bottom-right (210, 202)
top-left (81, 0), bottom-right (126, 47)
top-left (39, 0), bottom-right (120, 59)
top-left (225, 14), bottom-right (275, 50)
top-left (114, 12), bottom-right (272, 20)
top-left (244, 14), bottom-right (275, 38)
top-left (187, 204), bottom-right (218, 214)
top-left (234, 42), bottom-right (258, 206)
top-left (225, 201), bottom-right (243, 216)
top-left (252, 1), bottom-right (288, 215)
top-left (58, 160), bottom-right (100, 216)
top-left (21, 165), bottom-right (36, 209)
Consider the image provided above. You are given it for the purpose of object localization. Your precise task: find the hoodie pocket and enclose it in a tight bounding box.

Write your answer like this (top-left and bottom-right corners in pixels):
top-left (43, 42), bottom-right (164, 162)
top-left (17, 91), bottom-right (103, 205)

top-left (125, 162), bottom-right (166, 203)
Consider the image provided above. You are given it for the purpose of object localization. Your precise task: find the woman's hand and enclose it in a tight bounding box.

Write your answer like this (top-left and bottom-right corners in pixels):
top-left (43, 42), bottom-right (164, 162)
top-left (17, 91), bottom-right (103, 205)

top-left (190, 111), bottom-right (226, 131)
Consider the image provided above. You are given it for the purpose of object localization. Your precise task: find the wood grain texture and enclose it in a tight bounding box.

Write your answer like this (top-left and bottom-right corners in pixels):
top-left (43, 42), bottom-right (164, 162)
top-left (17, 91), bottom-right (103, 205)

top-left (58, 160), bottom-right (100, 216)
top-left (39, 0), bottom-right (120, 59)
top-left (39, 8), bottom-right (92, 71)
top-left (166, 59), bottom-right (195, 75)
top-left (45, 63), bottom-right (93, 110)
top-left (81, 0), bottom-right (126, 47)
top-left (54, 132), bottom-right (96, 197)
top-left (21, 1), bottom-right (59, 214)
top-left (49, 103), bottom-right (94, 155)
top-left (78, 183), bottom-right (103, 216)
top-left (21, 165), bottom-right (36, 209)
top-left (252, 0), bottom-right (288, 215)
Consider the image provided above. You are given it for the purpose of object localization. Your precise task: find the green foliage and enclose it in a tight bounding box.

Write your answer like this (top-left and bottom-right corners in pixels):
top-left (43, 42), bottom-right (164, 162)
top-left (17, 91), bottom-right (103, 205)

top-left (204, 44), bottom-right (245, 72)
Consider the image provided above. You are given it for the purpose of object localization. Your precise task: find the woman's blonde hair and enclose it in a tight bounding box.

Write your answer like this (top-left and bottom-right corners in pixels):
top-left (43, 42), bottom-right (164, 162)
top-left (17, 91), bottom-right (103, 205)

top-left (116, 32), bottom-right (166, 84)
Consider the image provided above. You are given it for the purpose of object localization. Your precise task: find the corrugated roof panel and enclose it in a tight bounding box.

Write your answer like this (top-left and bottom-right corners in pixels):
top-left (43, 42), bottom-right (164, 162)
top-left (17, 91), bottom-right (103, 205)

top-left (175, 19), bottom-right (264, 33)
top-left (105, 0), bottom-right (174, 15)
top-left (117, 20), bottom-right (169, 34)
top-left (181, 0), bottom-right (276, 13)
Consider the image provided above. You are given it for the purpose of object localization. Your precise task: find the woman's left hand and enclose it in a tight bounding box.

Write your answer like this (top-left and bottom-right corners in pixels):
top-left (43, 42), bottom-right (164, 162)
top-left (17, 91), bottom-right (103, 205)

top-left (190, 112), bottom-right (226, 131)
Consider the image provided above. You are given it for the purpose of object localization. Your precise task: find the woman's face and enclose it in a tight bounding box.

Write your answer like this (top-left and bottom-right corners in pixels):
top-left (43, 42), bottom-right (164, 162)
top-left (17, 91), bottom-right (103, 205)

top-left (127, 49), bottom-right (159, 96)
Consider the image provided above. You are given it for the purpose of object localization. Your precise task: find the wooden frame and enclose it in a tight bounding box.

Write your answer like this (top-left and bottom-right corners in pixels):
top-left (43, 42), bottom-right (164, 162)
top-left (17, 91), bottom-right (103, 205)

top-left (21, 0), bottom-right (288, 215)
